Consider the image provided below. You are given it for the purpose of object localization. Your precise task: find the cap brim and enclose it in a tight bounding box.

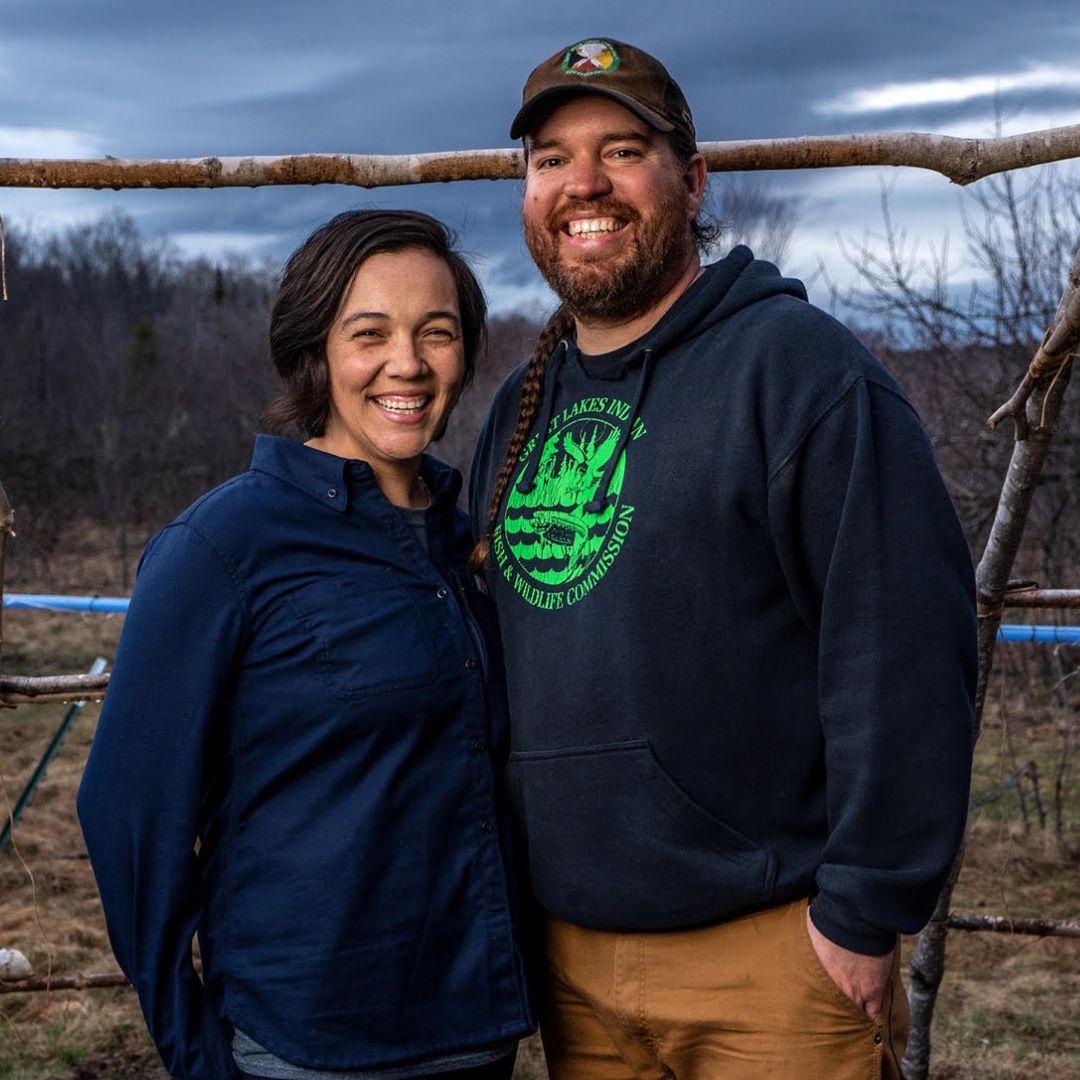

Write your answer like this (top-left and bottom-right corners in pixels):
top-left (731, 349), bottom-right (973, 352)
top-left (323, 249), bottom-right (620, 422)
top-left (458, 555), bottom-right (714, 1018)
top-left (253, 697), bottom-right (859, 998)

top-left (510, 85), bottom-right (675, 139)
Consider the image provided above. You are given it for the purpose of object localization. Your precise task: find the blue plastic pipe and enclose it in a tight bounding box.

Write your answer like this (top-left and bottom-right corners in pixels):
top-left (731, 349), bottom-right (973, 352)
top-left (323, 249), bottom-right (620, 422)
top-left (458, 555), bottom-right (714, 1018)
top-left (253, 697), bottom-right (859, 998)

top-left (3, 593), bottom-right (130, 613)
top-left (995, 623), bottom-right (1080, 644)
top-left (2, 594), bottom-right (1079, 643)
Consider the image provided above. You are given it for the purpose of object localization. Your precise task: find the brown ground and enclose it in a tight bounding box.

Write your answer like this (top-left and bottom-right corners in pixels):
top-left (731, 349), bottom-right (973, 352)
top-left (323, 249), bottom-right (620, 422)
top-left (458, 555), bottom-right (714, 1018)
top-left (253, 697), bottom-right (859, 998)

top-left (1, 542), bottom-right (1076, 1079)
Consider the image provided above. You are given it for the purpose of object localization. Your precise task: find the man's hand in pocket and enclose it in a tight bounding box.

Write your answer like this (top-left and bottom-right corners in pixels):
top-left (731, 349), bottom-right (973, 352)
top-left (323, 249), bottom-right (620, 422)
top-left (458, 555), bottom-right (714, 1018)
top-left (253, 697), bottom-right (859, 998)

top-left (806, 909), bottom-right (893, 1019)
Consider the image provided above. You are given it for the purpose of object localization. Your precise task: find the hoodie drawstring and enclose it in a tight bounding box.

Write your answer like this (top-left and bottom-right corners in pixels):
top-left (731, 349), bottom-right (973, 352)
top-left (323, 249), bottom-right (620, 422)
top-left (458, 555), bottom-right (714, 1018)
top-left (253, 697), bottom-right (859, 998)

top-left (586, 348), bottom-right (654, 515)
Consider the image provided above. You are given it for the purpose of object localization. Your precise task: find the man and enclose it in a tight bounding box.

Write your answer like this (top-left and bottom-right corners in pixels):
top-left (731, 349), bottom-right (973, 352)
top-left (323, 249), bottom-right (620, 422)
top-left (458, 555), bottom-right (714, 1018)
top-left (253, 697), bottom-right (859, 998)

top-left (470, 38), bottom-right (976, 1080)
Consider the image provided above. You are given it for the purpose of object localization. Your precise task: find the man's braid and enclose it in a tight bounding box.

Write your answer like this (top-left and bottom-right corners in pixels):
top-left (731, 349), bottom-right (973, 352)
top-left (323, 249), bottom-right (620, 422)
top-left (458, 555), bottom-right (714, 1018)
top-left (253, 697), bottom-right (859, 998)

top-left (468, 305), bottom-right (574, 577)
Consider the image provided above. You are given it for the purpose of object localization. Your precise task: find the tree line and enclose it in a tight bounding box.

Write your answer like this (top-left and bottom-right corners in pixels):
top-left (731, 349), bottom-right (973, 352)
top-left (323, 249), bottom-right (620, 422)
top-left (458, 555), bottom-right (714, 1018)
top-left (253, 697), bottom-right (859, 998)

top-left (2, 170), bottom-right (1078, 594)
top-left (0, 213), bottom-right (542, 583)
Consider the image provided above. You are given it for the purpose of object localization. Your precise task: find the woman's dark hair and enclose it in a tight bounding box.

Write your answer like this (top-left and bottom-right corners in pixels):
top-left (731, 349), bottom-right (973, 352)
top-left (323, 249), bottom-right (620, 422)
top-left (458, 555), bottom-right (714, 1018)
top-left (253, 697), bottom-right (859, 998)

top-left (265, 209), bottom-right (487, 437)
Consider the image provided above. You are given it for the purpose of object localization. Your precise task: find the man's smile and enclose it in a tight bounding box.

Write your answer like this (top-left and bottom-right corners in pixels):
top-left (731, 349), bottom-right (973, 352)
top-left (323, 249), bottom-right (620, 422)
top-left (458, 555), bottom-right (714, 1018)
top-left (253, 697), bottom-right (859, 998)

top-left (565, 217), bottom-right (628, 237)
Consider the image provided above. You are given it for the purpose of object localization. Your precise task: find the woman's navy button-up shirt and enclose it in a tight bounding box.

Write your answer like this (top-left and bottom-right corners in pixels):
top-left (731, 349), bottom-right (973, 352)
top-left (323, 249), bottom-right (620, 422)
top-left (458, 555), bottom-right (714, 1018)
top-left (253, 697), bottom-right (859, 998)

top-left (77, 435), bottom-right (534, 1080)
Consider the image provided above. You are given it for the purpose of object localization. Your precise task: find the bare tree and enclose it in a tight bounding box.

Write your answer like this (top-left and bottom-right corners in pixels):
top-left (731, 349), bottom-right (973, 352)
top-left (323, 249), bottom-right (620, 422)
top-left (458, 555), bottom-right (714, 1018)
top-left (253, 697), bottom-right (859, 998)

top-left (839, 167), bottom-right (1080, 583)
top-left (713, 174), bottom-right (800, 266)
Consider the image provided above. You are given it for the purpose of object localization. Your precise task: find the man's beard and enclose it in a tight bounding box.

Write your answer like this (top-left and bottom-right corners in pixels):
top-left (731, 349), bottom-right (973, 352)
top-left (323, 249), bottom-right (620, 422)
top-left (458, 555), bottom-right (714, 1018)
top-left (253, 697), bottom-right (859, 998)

top-left (524, 188), bottom-right (694, 324)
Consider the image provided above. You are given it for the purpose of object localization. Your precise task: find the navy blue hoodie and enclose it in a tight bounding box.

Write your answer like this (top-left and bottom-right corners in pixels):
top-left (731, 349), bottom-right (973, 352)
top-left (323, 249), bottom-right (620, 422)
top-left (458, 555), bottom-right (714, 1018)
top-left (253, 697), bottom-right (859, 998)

top-left (470, 246), bottom-right (976, 956)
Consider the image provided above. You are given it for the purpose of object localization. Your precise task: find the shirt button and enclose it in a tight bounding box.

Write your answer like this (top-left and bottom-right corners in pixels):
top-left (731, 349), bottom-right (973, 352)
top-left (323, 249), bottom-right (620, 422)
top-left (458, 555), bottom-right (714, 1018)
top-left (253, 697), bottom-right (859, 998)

top-left (327, 487), bottom-right (337, 499)
top-left (480, 819), bottom-right (493, 832)
top-left (464, 658), bottom-right (479, 671)
top-left (472, 738), bottom-right (485, 752)
top-left (437, 587), bottom-right (449, 599)
top-left (873, 1033), bottom-right (882, 1045)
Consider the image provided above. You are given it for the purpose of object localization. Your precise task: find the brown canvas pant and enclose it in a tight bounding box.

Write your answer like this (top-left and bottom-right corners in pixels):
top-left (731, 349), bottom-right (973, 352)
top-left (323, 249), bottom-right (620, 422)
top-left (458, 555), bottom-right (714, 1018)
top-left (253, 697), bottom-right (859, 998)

top-left (540, 898), bottom-right (908, 1080)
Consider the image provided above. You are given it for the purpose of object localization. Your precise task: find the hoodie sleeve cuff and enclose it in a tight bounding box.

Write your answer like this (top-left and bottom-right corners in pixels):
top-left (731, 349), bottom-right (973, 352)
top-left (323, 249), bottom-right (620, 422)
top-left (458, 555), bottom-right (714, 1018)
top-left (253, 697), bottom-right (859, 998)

top-left (808, 894), bottom-right (897, 956)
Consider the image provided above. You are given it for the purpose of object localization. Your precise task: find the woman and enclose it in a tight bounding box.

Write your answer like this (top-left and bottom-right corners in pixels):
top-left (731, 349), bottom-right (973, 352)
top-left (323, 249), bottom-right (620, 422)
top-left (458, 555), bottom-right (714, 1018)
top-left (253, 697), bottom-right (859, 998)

top-left (77, 211), bottom-right (533, 1080)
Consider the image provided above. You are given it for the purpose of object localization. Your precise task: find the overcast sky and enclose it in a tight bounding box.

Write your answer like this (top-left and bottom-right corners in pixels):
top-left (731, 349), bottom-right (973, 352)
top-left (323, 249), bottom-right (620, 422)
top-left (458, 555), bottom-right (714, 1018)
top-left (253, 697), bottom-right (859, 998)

top-left (3, 0), bottom-right (1080, 315)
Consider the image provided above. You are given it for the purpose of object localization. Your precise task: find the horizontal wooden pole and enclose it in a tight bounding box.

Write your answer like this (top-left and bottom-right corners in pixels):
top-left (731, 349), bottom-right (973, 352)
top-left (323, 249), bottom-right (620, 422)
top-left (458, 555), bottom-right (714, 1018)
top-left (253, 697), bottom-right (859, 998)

top-left (0, 671), bottom-right (109, 705)
top-left (947, 912), bottom-right (1080, 938)
top-left (0, 960), bottom-right (200, 995)
top-left (0, 149), bottom-right (524, 191)
top-left (4, 124), bottom-right (1080, 192)
top-left (1001, 588), bottom-right (1080, 609)
top-left (0, 970), bottom-right (129, 994)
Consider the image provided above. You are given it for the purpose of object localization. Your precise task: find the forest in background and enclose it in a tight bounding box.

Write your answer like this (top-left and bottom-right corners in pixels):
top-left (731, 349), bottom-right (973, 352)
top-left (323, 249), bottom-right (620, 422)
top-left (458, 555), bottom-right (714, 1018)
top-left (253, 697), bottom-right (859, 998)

top-left (0, 213), bottom-right (543, 585)
top-left (2, 174), bottom-right (1079, 592)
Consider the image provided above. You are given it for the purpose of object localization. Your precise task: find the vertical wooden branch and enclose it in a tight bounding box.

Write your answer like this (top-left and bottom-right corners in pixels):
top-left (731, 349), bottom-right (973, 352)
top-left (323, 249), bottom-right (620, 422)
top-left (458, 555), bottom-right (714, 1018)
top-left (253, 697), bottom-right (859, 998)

top-left (901, 246), bottom-right (1079, 1080)
top-left (0, 482), bottom-right (15, 697)
top-left (0, 212), bottom-right (8, 301)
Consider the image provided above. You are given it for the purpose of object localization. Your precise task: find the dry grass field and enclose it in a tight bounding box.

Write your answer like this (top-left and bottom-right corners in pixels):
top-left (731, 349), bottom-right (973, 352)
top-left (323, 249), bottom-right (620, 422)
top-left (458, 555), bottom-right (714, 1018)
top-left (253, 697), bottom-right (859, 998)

top-left (1, 540), bottom-right (1076, 1079)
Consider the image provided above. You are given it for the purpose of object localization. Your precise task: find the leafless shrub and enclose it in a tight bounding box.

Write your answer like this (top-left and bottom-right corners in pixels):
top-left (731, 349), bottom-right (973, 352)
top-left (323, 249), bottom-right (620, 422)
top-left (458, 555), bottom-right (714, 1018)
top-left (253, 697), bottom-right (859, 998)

top-left (837, 167), bottom-right (1080, 586)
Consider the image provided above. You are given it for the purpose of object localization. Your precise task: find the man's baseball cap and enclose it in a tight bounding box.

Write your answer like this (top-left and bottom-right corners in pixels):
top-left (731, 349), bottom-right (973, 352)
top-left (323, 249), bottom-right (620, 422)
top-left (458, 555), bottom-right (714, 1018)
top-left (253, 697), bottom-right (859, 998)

top-left (510, 38), bottom-right (696, 148)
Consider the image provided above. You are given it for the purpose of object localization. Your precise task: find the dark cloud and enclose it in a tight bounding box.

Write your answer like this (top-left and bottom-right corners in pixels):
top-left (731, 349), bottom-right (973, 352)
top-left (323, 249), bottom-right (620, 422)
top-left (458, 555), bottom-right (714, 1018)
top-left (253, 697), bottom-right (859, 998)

top-left (3, 0), bottom-right (1080, 311)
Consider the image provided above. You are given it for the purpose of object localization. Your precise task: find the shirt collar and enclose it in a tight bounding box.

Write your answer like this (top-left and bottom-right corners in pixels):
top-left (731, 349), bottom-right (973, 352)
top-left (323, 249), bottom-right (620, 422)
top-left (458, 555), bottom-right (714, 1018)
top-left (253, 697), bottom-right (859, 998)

top-left (251, 435), bottom-right (350, 511)
top-left (250, 435), bottom-right (462, 513)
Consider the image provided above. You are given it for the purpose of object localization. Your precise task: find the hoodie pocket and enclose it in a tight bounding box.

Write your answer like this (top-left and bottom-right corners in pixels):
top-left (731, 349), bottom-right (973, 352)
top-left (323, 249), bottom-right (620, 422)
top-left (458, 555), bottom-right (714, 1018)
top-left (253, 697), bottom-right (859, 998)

top-left (507, 739), bottom-right (775, 929)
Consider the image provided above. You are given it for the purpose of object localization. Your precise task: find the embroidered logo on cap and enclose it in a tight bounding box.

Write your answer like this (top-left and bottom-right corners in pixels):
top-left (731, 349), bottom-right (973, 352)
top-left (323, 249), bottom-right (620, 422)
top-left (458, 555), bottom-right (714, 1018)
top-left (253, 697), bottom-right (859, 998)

top-left (561, 40), bottom-right (620, 76)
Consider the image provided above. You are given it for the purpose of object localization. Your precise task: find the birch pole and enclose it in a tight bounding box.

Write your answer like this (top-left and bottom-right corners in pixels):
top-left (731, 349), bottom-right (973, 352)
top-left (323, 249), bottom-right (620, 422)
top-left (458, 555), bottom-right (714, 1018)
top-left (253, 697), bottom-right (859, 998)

top-left (4, 124), bottom-right (1080, 190)
top-left (901, 245), bottom-right (1079, 1080)
top-left (0, 483), bottom-right (14, 695)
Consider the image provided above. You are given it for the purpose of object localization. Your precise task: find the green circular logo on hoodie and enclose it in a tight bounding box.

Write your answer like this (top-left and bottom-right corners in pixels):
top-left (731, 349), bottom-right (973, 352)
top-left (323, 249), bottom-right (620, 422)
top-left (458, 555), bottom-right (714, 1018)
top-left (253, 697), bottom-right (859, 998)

top-left (494, 399), bottom-right (643, 610)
